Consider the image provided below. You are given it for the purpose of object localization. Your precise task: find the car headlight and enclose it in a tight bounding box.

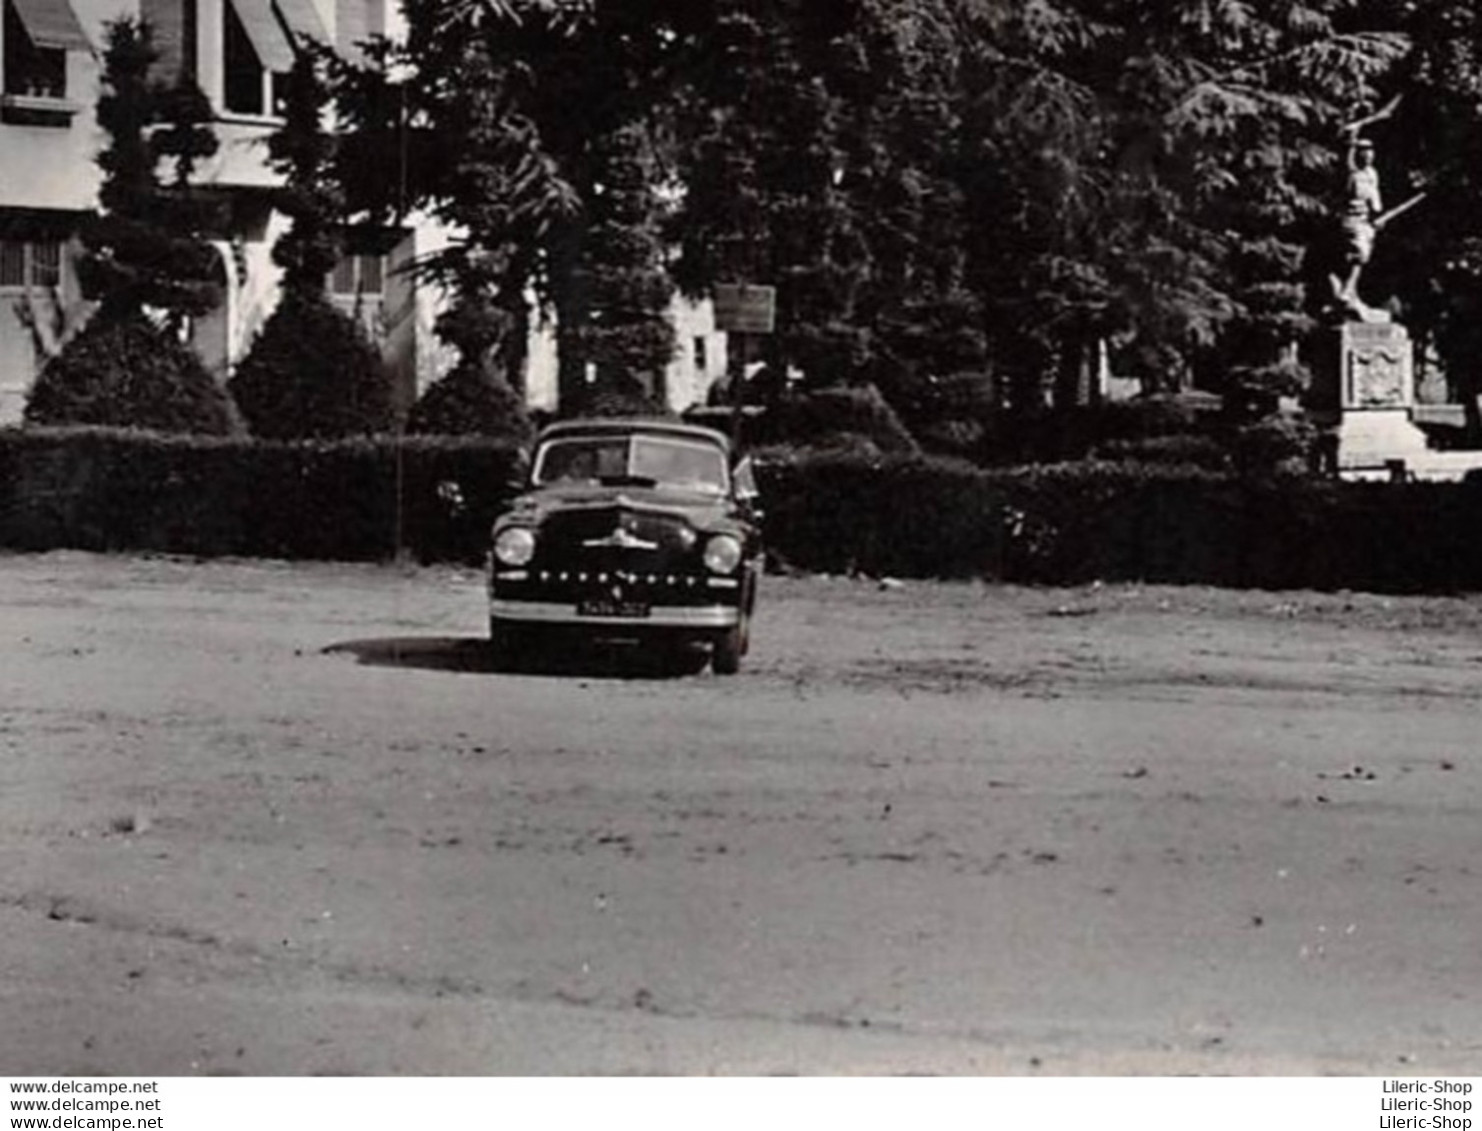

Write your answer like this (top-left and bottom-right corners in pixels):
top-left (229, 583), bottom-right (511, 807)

top-left (704, 534), bottom-right (743, 574)
top-left (493, 526), bottom-right (536, 566)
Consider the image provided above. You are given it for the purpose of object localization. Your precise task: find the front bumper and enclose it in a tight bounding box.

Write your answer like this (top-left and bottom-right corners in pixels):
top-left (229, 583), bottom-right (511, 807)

top-left (489, 599), bottom-right (739, 629)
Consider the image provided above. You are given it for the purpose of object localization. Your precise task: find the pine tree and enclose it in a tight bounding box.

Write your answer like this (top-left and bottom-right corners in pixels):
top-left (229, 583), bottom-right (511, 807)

top-left (77, 18), bottom-right (223, 325)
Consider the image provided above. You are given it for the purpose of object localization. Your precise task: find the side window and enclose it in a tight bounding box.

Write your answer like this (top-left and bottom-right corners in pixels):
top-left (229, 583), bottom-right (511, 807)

top-left (223, 0), bottom-right (265, 114)
top-left (3, 0), bottom-right (70, 99)
top-left (221, 0), bottom-right (294, 117)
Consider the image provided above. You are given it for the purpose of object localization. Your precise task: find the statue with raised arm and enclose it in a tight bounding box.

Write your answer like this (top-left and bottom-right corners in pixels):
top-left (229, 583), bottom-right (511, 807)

top-left (1330, 97), bottom-right (1427, 322)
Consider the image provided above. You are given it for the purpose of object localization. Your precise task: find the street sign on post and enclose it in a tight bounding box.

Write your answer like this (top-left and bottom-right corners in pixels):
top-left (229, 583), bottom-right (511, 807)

top-left (713, 283), bottom-right (776, 449)
top-left (712, 283), bottom-right (776, 335)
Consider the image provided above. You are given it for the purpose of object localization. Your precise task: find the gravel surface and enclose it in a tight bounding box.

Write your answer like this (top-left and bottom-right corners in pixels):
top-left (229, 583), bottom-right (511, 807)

top-left (2, 551), bottom-right (1480, 1075)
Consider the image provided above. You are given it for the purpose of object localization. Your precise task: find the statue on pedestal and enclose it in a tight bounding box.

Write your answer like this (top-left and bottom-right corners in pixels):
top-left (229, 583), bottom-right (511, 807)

top-left (1329, 97), bottom-right (1427, 323)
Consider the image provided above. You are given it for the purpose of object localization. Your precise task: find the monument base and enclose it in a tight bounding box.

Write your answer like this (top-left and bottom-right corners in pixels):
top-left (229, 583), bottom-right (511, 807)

top-left (1334, 407), bottom-right (1429, 475)
top-left (1317, 319), bottom-right (1437, 476)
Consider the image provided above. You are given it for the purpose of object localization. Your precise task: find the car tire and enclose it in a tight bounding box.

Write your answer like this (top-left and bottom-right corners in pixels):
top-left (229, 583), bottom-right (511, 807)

top-left (488, 620), bottom-right (525, 672)
top-left (668, 642), bottom-right (710, 676)
top-left (711, 614), bottom-right (747, 675)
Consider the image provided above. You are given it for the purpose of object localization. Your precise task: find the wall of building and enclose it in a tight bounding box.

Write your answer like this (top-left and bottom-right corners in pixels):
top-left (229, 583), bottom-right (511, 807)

top-left (2, 0), bottom-right (723, 426)
top-left (0, 0), bottom-right (122, 209)
top-left (1, 0), bottom-right (412, 424)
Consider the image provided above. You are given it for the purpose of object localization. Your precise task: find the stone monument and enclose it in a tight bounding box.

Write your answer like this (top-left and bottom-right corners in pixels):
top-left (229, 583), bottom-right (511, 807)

top-left (1313, 99), bottom-right (1431, 475)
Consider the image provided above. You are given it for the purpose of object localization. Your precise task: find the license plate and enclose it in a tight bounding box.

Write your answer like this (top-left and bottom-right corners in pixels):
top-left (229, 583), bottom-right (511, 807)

top-left (578, 598), bottom-right (650, 619)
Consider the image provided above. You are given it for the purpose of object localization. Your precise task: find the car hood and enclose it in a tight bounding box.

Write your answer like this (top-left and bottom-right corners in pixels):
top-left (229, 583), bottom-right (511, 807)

top-left (501, 483), bottom-right (737, 530)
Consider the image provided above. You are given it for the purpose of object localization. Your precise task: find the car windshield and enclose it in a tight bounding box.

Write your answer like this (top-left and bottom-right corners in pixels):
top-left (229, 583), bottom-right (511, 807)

top-left (533, 434), bottom-right (729, 495)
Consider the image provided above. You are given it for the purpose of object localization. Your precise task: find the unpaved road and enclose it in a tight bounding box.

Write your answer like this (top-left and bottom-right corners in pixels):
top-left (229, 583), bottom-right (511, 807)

top-left (1, 551), bottom-right (1480, 1075)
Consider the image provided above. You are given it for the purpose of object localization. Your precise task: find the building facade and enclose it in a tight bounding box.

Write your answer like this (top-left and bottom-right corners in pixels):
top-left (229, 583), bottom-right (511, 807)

top-left (0, 0), bottom-right (719, 425)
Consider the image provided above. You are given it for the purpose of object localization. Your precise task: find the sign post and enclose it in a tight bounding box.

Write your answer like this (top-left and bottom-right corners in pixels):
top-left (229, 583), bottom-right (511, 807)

top-left (712, 284), bottom-right (776, 449)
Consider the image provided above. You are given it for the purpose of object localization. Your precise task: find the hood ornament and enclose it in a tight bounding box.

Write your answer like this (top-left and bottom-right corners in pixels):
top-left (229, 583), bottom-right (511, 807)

top-left (583, 526), bottom-right (659, 550)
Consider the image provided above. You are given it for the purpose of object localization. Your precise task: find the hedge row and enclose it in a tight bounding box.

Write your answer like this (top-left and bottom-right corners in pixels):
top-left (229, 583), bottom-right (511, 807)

top-left (0, 427), bottom-right (525, 564)
top-left (4, 428), bottom-right (1482, 594)
top-left (756, 450), bottom-right (1482, 594)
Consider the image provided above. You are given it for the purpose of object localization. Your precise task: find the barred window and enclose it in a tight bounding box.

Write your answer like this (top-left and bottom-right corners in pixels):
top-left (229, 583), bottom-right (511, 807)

top-left (329, 253), bottom-right (385, 296)
top-left (30, 240), bottom-right (60, 287)
top-left (0, 242), bottom-right (25, 288)
top-left (358, 253), bottom-right (383, 295)
top-left (0, 240), bottom-right (63, 289)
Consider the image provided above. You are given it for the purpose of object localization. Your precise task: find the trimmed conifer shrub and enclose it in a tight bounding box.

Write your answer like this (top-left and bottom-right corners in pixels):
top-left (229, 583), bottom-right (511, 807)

top-left (24, 311), bottom-right (239, 435)
top-left (771, 383), bottom-right (919, 454)
top-left (405, 359), bottom-right (533, 443)
top-left (31, 18), bottom-right (233, 436)
top-left (228, 294), bottom-right (396, 439)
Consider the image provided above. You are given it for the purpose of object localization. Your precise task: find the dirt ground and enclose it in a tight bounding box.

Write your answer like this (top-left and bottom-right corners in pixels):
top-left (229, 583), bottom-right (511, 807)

top-left (1, 550), bottom-right (1480, 1076)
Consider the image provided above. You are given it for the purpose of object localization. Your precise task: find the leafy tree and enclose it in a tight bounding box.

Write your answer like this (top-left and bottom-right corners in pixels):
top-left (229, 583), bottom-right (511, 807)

top-left (830, 0), bottom-right (986, 414)
top-left (672, 0), bottom-right (871, 392)
top-left (330, 0), bottom-right (1424, 438)
top-left (1347, 0), bottom-right (1482, 438)
top-left (229, 51), bottom-right (395, 439)
top-left (330, 9), bottom-right (579, 410)
top-left (953, 0), bottom-right (1406, 410)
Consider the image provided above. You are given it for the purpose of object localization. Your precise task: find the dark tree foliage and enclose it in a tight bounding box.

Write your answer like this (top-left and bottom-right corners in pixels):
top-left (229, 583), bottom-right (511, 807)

top-left (956, 0), bottom-right (1404, 408)
top-left (561, 123), bottom-right (676, 413)
top-left (229, 51), bottom-right (395, 439)
top-left (328, 0), bottom-right (1443, 441)
top-left (25, 310), bottom-right (239, 434)
top-left (78, 18), bottom-right (224, 325)
top-left (269, 51), bottom-right (344, 293)
top-left (336, 1), bottom-right (695, 414)
top-left (1347, 0), bottom-right (1482, 438)
top-left (673, 0), bottom-right (872, 389)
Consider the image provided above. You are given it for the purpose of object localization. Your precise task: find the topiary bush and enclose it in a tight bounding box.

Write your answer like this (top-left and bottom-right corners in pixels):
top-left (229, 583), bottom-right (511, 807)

top-left (228, 294), bottom-right (396, 440)
top-left (576, 372), bottom-right (673, 419)
top-left (1091, 432), bottom-right (1233, 471)
top-left (768, 383), bottom-right (919, 454)
top-left (405, 359), bottom-right (533, 443)
top-left (23, 311), bottom-right (240, 435)
top-left (1227, 413), bottom-right (1318, 478)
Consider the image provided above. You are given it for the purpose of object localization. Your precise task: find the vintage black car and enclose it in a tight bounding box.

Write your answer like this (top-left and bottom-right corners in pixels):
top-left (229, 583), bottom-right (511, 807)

top-left (487, 418), bottom-right (762, 673)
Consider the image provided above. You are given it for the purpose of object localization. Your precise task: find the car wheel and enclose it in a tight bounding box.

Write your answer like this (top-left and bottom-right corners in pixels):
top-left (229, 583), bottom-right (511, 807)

top-left (488, 620), bottom-right (525, 672)
top-left (711, 614), bottom-right (747, 675)
top-left (668, 642), bottom-right (710, 676)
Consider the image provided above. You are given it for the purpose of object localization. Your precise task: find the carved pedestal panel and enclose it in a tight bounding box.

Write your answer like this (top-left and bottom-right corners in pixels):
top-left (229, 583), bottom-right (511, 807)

top-left (1330, 321), bottom-right (1428, 472)
top-left (1341, 321), bottom-right (1413, 410)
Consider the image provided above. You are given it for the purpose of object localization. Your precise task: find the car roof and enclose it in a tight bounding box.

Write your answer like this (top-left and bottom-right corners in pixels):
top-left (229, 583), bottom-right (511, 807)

top-left (536, 417), bottom-right (730, 450)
